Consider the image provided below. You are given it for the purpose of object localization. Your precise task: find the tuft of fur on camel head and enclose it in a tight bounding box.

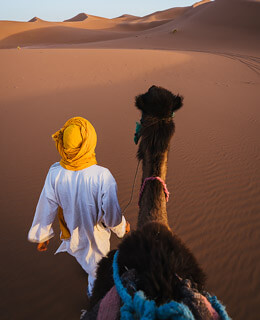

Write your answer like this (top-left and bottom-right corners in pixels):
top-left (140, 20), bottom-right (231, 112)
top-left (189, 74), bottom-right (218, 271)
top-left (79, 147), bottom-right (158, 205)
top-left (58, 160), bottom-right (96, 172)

top-left (135, 85), bottom-right (183, 119)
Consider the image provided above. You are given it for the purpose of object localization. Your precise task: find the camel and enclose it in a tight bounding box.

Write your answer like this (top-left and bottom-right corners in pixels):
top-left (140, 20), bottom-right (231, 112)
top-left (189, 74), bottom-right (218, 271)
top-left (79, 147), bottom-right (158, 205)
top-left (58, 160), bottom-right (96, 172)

top-left (82, 86), bottom-right (229, 320)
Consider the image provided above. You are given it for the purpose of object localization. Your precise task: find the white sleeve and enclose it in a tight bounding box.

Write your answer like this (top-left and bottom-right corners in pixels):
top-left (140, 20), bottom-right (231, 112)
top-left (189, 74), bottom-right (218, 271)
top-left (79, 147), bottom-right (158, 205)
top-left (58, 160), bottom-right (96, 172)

top-left (28, 170), bottom-right (59, 243)
top-left (110, 216), bottom-right (126, 238)
top-left (101, 170), bottom-right (126, 238)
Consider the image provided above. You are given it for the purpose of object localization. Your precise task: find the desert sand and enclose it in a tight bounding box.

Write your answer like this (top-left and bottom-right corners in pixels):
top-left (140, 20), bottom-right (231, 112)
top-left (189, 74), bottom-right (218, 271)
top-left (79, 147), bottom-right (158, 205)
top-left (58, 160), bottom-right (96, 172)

top-left (0, 0), bottom-right (259, 319)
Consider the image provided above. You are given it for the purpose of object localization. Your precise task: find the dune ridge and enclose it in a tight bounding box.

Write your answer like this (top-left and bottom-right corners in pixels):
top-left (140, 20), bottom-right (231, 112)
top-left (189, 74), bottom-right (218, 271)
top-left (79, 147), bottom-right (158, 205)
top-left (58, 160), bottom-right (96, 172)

top-left (193, 0), bottom-right (213, 8)
top-left (63, 12), bottom-right (109, 22)
top-left (64, 13), bottom-right (89, 22)
top-left (114, 14), bottom-right (139, 20)
top-left (28, 16), bottom-right (46, 23)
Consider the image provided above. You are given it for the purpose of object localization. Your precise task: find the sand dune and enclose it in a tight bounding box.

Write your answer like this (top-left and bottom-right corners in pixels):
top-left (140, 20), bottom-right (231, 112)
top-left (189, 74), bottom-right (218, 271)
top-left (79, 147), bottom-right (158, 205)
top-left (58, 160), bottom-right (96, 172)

top-left (1, 0), bottom-right (258, 52)
top-left (137, 7), bottom-right (190, 22)
top-left (0, 3), bottom-right (201, 48)
top-left (64, 13), bottom-right (108, 22)
top-left (114, 14), bottom-right (139, 21)
top-left (64, 13), bottom-right (89, 22)
top-left (0, 26), bottom-right (131, 49)
top-left (81, 0), bottom-right (260, 54)
top-left (111, 7), bottom-right (191, 32)
top-left (109, 7), bottom-right (191, 31)
top-left (193, 0), bottom-right (213, 8)
top-left (178, 0), bottom-right (260, 32)
top-left (154, 0), bottom-right (260, 52)
top-left (28, 17), bottom-right (46, 23)
top-left (0, 0), bottom-right (260, 319)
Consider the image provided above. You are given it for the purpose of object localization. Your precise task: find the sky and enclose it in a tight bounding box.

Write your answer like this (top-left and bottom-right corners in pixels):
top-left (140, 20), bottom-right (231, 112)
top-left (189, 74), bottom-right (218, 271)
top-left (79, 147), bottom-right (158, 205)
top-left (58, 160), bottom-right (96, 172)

top-left (0, 0), bottom-right (200, 22)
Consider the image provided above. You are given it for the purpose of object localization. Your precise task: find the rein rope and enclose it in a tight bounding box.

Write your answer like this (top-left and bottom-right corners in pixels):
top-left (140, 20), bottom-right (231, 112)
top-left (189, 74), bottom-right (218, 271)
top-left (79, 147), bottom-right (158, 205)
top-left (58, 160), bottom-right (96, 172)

top-left (139, 177), bottom-right (170, 206)
top-left (122, 160), bottom-right (140, 214)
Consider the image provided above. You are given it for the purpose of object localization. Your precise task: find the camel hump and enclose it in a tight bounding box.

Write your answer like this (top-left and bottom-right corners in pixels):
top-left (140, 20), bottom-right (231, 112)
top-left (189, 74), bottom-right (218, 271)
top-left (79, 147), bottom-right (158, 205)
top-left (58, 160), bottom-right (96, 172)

top-left (135, 85), bottom-right (183, 119)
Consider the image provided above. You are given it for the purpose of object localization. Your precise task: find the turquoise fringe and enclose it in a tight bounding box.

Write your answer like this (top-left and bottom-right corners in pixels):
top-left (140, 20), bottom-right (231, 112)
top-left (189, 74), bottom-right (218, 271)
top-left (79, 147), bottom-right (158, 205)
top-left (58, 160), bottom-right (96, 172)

top-left (112, 250), bottom-right (231, 320)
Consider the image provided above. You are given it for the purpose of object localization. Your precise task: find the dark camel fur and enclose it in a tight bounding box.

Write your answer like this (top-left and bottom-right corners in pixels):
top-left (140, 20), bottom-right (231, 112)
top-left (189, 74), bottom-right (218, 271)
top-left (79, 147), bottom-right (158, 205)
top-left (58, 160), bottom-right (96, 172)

top-left (84, 86), bottom-right (206, 319)
top-left (135, 85), bottom-right (183, 228)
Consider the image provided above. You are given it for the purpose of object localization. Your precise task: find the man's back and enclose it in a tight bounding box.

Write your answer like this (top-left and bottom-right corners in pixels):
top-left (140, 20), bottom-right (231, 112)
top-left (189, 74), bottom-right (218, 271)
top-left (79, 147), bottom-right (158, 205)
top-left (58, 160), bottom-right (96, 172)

top-left (29, 162), bottom-right (125, 275)
top-left (49, 162), bottom-right (121, 233)
top-left (28, 116), bottom-right (128, 294)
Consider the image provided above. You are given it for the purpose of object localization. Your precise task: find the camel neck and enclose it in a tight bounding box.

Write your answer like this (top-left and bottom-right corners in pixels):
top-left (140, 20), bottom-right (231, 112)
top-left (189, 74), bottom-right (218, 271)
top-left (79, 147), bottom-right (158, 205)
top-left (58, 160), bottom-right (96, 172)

top-left (137, 150), bottom-right (169, 229)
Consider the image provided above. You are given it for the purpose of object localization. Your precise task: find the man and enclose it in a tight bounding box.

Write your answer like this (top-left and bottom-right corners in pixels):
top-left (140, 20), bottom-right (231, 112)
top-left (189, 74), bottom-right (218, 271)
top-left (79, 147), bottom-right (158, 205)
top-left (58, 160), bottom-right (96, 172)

top-left (28, 116), bottom-right (130, 295)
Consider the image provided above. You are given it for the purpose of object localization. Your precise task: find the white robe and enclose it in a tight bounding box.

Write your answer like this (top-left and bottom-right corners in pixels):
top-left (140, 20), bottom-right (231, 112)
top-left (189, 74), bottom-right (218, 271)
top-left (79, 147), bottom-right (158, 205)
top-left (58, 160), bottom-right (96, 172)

top-left (28, 163), bottom-right (126, 277)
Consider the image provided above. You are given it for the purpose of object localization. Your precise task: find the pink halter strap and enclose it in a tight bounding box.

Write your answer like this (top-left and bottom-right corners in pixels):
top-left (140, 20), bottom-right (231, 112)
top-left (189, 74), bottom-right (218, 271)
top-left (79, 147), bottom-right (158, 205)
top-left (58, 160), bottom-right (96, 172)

top-left (139, 176), bottom-right (170, 206)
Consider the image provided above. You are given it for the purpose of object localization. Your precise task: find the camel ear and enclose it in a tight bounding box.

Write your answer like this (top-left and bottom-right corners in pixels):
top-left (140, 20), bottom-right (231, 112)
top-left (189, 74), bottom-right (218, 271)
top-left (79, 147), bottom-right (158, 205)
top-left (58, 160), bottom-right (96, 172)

top-left (148, 85), bottom-right (156, 92)
top-left (172, 95), bottom-right (183, 112)
top-left (135, 94), bottom-right (144, 111)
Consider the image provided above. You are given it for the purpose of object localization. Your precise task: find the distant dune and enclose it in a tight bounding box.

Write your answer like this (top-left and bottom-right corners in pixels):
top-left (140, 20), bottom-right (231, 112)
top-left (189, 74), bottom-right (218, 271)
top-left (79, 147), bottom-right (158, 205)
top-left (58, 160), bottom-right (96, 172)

top-left (63, 13), bottom-right (108, 22)
top-left (64, 13), bottom-right (89, 22)
top-left (28, 16), bottom-right (46, 23)
top-left (138, 7), bottom-right (191, 22)
top-left (78, 0), bottom-right (259, 54)
top-left (114, 14), bottom-right (139, 20)
top-left (0, 26), bottom-right (132, 49)
top-left (0, 0), bottom-right (259, 51)
top-left (0, 2), bottom-right (203, 48)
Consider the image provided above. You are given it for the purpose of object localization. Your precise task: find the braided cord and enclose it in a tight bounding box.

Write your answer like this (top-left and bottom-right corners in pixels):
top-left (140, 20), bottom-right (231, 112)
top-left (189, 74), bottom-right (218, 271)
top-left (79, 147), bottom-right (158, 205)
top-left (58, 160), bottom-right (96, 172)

top-left (139, 176), bottom-right (170, 206)
top-left (208, 295), bottom-right (231, 320)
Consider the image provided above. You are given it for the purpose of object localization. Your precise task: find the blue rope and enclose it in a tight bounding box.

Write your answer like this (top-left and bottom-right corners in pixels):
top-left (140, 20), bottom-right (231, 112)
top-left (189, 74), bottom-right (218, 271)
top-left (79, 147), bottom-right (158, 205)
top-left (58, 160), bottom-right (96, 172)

top-left (134, 121), bottom-right (142, 145)
top-left (113, 251), bottom-right (195, 320)
top-left (208, 295), bottom-right (231, 320)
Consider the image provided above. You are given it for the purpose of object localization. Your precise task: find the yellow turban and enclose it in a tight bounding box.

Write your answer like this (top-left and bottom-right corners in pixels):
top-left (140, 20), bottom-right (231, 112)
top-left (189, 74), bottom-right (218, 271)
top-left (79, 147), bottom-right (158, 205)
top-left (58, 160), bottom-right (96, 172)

top-left (52, 117), bottom-right (98, 240)
top-left (52, 117), bottom-right (97, 171)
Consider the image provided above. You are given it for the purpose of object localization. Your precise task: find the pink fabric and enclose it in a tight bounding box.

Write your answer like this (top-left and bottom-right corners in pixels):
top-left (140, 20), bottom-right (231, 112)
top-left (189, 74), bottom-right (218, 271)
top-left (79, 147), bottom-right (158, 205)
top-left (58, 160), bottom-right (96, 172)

top-left (139, 176), bottom-right (170, 205)
top-left (97, 286), bottom-right (120, 320)
top-left (201, 296), bottom-right (220, 320)
top-left (96, 283), bottom-right (220, 320)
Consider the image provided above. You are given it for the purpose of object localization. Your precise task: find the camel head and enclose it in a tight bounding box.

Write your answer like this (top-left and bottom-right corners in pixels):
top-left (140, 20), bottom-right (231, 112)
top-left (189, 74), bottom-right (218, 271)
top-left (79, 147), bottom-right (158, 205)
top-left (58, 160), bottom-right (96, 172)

top-left (135, 85), bottom-right (183, 119)
top-left (134, 86), bottom-right (183, 160)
